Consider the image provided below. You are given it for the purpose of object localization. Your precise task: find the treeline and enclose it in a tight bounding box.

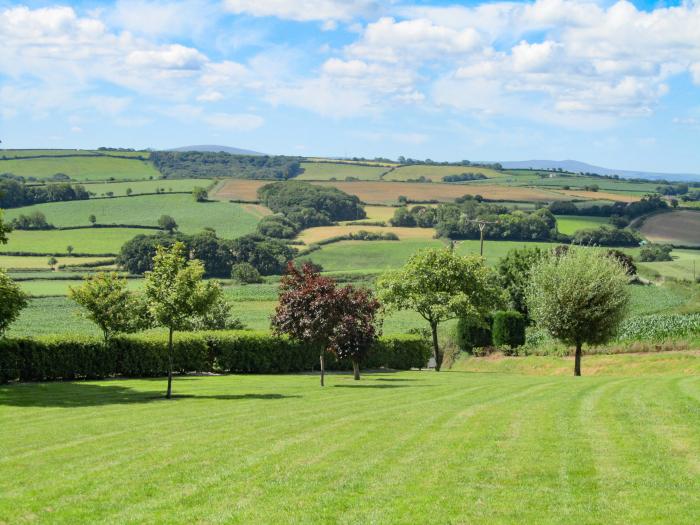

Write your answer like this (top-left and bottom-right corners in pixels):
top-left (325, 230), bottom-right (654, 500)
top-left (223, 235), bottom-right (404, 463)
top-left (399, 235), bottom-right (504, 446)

top-left (396, 157), bottom-right (503, 170)
top-left (118, 231), bottom-right (295, 277)
top-left (151, 151), bottom-right (302, 180)
top-left (0, 178), bottom-right (90, 209)
top-left (443, 173), bottom-right (487, 182)
top-left (255, 182), bottom-right (366, 238)
top-left (549, 194), bottom-right (667, 219)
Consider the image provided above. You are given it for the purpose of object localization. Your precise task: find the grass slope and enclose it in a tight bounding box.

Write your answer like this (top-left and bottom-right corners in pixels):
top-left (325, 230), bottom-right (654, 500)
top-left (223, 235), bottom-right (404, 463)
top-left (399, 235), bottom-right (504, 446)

top-left (81, 179), bottom-right (212, 197)
top-left (0, 155), bottom-right (159, 181)
top-left (0, 228), bottom-right (142, 255)
top-left (385, 164), bottom-right (504, 181)
top-left (556, 215), bottom-right (609, 234)
top-left (0, 255), bottom-right (112, 270)
top-left (4, 194), bottom-right (263, 238)
top-left (637, 249), bottom-right (700, 282)
top-left (1, 369), bottom-right (698, 524)
top-left (296, 162), bottom-right (388, 181)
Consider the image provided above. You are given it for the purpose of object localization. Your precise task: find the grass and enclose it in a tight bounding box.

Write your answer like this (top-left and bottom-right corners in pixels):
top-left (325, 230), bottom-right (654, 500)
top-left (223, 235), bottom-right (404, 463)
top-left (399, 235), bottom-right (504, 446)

top-left (80, 179), bottom-right (212, 197)
top-left (1, 367), bottom-right (699, 524)
top-left (17, 278), bottom-right (143, 297)
top-left (4, 194), bottom-right (264, 238)
top-left (637, 250), bottom-right (700, 281)
top-left (637, 210), bottom-right (700, 246)
top-left (385, 164), bottom-right (504, 181)
top-left (0, 155), bottom-right (159, 181)
top-left (297, 225), bottom-right (436, 244)
top-left (354, 205), bottom-right (397, 222)
top-left (0, 255), bottom-right (112, 269)
top-left (296, 162), bottom-right (388, 181)
top-left (0, 228), bottom-right (142, 255)
top-left (556, 215), bottom-right (609, 234)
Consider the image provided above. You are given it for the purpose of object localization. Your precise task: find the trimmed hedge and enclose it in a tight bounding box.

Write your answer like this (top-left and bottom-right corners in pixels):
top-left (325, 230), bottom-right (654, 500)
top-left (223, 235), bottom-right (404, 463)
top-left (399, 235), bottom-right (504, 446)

top-left (455, 316), bottom-right (492, 353)
top-left (0, 331), bottom-right (430, 382)
top-left (492, 311), bottom-right (526, 352)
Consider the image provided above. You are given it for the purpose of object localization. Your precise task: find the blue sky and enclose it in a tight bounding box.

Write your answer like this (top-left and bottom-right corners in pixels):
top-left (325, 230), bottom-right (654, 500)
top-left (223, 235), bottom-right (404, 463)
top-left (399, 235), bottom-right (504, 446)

top-left (1, 0), bottom-right (700, 173)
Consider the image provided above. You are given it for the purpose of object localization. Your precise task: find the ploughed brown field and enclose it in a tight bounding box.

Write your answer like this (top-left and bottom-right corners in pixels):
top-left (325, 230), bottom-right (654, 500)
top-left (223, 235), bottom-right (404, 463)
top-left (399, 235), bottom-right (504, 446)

top-left (213, 179), bottom-right (565, 204)
top-left (637, 210), bottom-right (700, 246)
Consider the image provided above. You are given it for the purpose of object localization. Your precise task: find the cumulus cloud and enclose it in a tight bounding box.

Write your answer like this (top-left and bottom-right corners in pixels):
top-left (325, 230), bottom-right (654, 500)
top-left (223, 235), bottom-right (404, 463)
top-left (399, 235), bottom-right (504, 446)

top-left (223, 0), bottom-right (379, 22)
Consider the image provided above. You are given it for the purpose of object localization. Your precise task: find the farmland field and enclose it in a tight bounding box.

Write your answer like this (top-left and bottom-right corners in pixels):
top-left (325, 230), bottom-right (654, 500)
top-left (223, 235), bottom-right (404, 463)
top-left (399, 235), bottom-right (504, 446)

top-left (297, 225), bottom-right (436, 244)
top-left (384, 164), bottom-right (504, 181)
top-left (637, 249), bottom-right (700, 281)
top-left (0, 228), bottom-right (144, 255)
top-left (81, 179), bottom-right (212, 197)
top-left (556, 215), bottom-right (609, 234)
top-left (296, 162), bottom-right (388, 180)
top-left (4, 194), bottom-right (264, 238)
top-left (0, 255), bottom-right (113, 269)
top-left (554, 189), bottom-right (640, 203)
top-left (637, 210), bottom-right (700, 246)
top-left (1, 367), bottom-right (699, 524)
top-left (0, 155), bottom-right (160, 181)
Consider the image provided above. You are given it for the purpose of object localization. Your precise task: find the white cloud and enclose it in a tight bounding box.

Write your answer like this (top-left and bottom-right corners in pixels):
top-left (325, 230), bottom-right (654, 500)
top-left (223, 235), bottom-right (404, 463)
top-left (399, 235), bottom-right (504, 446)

top-left (126, 44), bottom-right (208, 70)
top-left (105, 0), bottom-right (217, 37)
top-left (223, 0), bottom-right (378, 22)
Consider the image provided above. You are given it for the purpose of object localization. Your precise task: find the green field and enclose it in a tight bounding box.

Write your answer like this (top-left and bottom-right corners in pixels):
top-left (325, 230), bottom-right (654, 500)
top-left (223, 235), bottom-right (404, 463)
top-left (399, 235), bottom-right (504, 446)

top-left (81, 179), bottom-right (212, 197)
top-left (1, 365), bottom-right (699, 524)
top-left (0, 228), bottom-right (143, 255)
top-left (556, 215), bottom-right (609, 234)
top-left (637, 249), bottom-right (700, 282)
top-left (0, 149), bottom-right (100, 158)
top-left (384, 164), bottom-right (504, 181)
top-left (4, 194), bottom-right (263, 238)
top-left (17, 278), bottom-right (143, 297)
top-left (0, 155), bottom-right (159, 181)
top-left (296, 162), bottom-right (388, 181)
top-left (0, 255), bottom-right (113, 269)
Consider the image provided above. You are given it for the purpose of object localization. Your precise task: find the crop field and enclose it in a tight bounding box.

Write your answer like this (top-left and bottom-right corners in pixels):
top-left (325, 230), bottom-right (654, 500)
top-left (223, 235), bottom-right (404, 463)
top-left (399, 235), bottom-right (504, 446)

top-left (384, 164), bottom-right (504, 181)
top-left (0, 155), bottom-right (159, 181)
top-left (556, 215), bottom-right (609, 234)
top-left (0, 228), bottom-right (143, 255)
top-left (4, 194), bottom-right (263, 238)
top-left (80, 179), bottom-right (212, 197)
top-left (17, 278), bottom-right (143, 297)
top-left (637, 210), bottom-right (700, 246)
top-left (212, 179), bottom-right (266, 201)
top-left (296, 162), bottom-right (388, 181)
top-left (0, 255), bottom-right (113, 269)
top-left (553, 189), bottom-right (640, 203)
top-left (297, 225), bottom-right (436, 244)
top-left (357, 205), bottom-right (398, 222)
top-left (1, 368), bottom-right (699, 524)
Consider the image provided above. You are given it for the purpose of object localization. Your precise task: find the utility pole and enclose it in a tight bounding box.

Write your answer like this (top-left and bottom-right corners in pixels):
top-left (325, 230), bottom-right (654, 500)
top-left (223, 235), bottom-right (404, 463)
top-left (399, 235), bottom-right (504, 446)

top-left (462, 217), bottom-right (499, 256)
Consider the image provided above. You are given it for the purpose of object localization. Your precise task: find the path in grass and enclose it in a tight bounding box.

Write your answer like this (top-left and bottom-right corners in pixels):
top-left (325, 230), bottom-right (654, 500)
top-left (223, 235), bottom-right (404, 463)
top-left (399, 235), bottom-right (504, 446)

top-left (0, 367), bottom-right (698, 524)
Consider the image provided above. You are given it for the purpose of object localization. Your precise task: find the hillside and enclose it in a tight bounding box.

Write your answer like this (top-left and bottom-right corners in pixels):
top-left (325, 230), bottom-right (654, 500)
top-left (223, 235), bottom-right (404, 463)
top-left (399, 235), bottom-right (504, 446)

top-left (169, 145), bottom-right (264, 155)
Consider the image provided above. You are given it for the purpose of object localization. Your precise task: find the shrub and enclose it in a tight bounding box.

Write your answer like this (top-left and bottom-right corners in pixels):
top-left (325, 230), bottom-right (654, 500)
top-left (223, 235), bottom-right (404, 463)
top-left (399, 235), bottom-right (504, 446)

top-left (638, 244), bottom-right (673, 262)
top-left (454, 315), bottom-right (492, 353)
top-left (231, 262), bottom-right (263, 284)
top-left (492, 311), bottom-right (526, 354)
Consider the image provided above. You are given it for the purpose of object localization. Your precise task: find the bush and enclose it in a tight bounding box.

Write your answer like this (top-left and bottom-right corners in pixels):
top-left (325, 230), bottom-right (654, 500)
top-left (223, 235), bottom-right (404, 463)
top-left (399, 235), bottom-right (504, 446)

top-left (638, 244), bottom-right (673, 262)
top-left (0, 332), bottom-right (429, 382)
top-left (455, 315), bottom-right (492, 353)
top-left (231, 262), bottom-right (263, 284)
top-left (492, 311), bottom-right (526, 353)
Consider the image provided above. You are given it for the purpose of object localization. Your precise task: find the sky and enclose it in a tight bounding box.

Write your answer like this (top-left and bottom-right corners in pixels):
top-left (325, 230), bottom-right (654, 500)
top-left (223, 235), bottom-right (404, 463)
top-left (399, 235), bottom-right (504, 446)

top-left (1, 0), bottom-right (700, 173)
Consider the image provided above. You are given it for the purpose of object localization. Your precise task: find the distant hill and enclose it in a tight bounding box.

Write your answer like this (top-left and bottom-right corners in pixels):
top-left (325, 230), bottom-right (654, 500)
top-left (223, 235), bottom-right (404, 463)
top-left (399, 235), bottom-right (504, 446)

top-left (169, 145), bottom-right (264, 156)
top-left (497, 159), bottom-right (700, 182)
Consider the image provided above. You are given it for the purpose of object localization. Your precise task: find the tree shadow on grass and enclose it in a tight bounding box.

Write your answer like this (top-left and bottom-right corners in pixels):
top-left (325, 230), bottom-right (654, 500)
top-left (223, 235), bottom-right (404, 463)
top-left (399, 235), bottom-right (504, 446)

top-left (0, 383), bottom-right (300, 408)
top-left (333, 383), bottom-right (427, 389)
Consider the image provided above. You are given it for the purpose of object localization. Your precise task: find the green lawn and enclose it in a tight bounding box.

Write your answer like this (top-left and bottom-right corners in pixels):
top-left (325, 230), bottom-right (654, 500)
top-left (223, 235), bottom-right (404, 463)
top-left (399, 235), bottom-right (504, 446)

top-left (0, 228), bottom-right (142, 255)
top-left (4, 194), bottom-right (263, 238)
top-left (296, 162), bottom-right (388, 181)
top-left (1, 365), bottom-right (699, 524)
top-left (0, 155), bottom-right (159, 181)
top-left (556, 215), bottom-right (609, 234)
top-left (81, 179), bottom-right (212, 197)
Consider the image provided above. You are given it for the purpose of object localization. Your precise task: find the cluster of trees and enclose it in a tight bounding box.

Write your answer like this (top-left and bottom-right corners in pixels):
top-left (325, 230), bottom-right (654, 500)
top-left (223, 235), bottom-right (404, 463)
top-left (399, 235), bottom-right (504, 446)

top-left (390, 198), bottom-right (562, 242)
top-left (638, 243), bottom-right (673, 262)
top-left (150, 152), bottom-right (302, 180)
top-left (9, 211), bottom-right (54, 230)
top-left (118, 230), bottom-right (294, 277)
top-left (570, 226), bottom-right (642, 247)
top-left (442, 173), bottom-right (487, 182)
top-left (0, 212), bottom-right (28, 336)
top-left (549, 194), bottom-right (667, 219)
top-left (395, 157), bottom-right (503, 169)
top-left (0, 178), bottom-right (90, 209)
top-left (255, 181), bottom-right (366, 238)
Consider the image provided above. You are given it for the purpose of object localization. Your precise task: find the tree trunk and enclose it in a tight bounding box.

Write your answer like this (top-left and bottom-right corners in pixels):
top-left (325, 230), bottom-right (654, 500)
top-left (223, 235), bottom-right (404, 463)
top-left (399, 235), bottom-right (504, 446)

top-left (352, 360), bottom-right (360, 380)
top-left (166, 327), bottom-right (174, 398)
top-left (574, 342), bottom-right (582, 377)
top-left (431, 321), bottom-right (442, 372)
top-left (319, 352), bottom-right (325, 387)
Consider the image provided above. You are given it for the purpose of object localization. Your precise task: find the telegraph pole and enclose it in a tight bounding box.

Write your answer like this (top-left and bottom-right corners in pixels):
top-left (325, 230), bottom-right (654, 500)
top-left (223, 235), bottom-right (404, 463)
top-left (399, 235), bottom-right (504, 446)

top-left (462, 217), bottom-right (499, 256)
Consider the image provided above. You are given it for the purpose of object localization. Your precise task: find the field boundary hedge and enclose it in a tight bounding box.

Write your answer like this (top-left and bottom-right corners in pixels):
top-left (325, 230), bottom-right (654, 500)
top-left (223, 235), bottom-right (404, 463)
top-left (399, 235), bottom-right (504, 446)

top-left (0, 331), bottom-right (430, 382)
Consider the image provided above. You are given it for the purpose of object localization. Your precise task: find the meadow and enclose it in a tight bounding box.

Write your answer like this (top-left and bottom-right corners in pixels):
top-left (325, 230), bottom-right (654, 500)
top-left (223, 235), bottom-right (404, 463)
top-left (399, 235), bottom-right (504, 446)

top-left (297, 225), bottom-right (436, 244)
top-left (1, 367), bottom-right (698, 524)
top-left (296, 161), bottom-right (389, 180)
top-left (80, 178), bottom-right (212, 197)
top-left (556, 215), bottom-right (609, 234)
top-left (0, 155), bottom-right (159, 181)
top-left (4, 194), bottom-right (264, 238)
top-left (637, 249), bottom-right (700, 281)
top-left (637, 210), bottom-right (700, 246)
top-left (384, 164), bottom-right (505, 181)
top-left (0, 255), bottom-right (113, 269)
top-left (0, 228), bottom-right (144, 255)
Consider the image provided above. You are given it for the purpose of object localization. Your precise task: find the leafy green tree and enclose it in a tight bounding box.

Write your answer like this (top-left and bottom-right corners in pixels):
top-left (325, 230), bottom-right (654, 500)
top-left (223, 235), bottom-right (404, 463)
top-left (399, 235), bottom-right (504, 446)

top-left (496, 247), bottom-right (545, 319)
top-left (126, 188), bottom-right (133, 196)
top-left (144, 242), bottom-right (222, 398)
top-left (158, 215), bottom-right (178, 233)
top-left (0, 269), bottom-right (28, 336)
top-left (47, 256), bottom-right (58, 270)
top-left (231, 262), bottom-right (263, 284)
top-left (192, 187), bottom-right (208, 202)
top-left (66, 245), bottom-right (74, 255)
top-left (526, 247), bottom-right (630, 376)
top-left (377, 249), bottom-right (503, 371)
top-left (0, 210), bottom-right (10, 245)
top-left (88, 214), bottom-right (97, 226)
top-left (69, 272), bottom-right (148, 341)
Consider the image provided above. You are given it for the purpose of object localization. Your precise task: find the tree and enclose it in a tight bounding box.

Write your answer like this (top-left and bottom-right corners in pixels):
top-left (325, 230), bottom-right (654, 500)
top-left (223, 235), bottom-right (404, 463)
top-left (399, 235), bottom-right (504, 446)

top-left (144, 242), bottom-right (222, 398)
top-left (0, 210), bottom-right (10, 245)
top-left (158, 214), bottom-right (178, 233)
top-left (377, 249), bottom-right (503, 371)
top-left (496, 246), bottom-right (545, 319)
top-left (526, 247), bottom-right (630, 376)
top-left (89, 214), bottom-right (97, 226)
top-left (271, 262), bottom-right (339, 386)
top-left (192, 186), bottom-right (208, 202)
top-left (231, 262), bottom-right (263, 284)
top-left (66, 245), bottom-right (74, 255)
top-left (69, 272), bottom-right (148, 341)
top-left (126, 188), bottom-right (133, 196)
top-left (47, 256), bottom-right (58, 271)
top-left (0, 269), bottom-right (28, 336)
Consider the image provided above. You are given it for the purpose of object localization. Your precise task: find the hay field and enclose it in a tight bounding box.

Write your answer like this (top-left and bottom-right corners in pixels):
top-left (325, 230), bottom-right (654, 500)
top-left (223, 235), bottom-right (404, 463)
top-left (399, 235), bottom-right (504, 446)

top-left (637, 210), bottom-right (700, 246)
top-left (0, 255), bottom-right (113, 270)
top-left (384, 164), bottom-right (504, 181)
top-left (297, 225), bottom-right (436, 244)
top-left (296, 162), bottom-right (388, 181)
top-left (212, 179), bottom-right (267, 201)
top-left (553, 189), bottom-right (640, 203)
